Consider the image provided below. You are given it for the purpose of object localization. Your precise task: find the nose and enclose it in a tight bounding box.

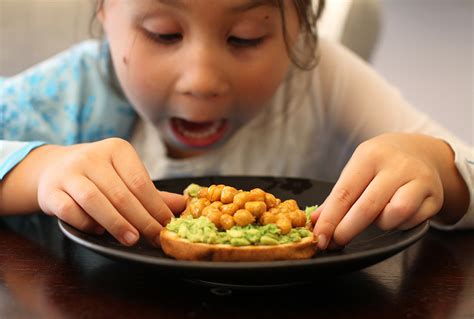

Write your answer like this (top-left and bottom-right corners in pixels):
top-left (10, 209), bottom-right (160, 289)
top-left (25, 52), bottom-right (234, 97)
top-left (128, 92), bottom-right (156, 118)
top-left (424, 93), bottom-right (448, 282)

top-left (175, 43), bottom-right (230, 99)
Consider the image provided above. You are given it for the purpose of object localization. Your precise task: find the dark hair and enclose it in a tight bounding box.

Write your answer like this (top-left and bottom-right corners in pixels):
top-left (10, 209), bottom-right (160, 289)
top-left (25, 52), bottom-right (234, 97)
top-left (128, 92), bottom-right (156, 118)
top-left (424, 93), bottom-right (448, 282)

top-left (279, 0), bottom-right (325, 70)
top-left (93, 0), bottom-right (325, 70)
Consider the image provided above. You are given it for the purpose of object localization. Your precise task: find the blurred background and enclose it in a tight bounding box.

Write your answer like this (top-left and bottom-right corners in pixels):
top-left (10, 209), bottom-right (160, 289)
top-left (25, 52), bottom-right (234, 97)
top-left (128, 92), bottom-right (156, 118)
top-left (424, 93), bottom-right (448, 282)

top-left (0, 0), bottom-right (472, 144)
top-left (372, 0), bottom-right (473, 145)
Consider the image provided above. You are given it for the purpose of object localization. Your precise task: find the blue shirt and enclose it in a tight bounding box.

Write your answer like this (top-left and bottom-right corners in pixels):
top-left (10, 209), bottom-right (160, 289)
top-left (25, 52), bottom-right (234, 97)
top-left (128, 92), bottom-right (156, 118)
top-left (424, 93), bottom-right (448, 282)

top-left (0, 40), bottom-right (137, 178)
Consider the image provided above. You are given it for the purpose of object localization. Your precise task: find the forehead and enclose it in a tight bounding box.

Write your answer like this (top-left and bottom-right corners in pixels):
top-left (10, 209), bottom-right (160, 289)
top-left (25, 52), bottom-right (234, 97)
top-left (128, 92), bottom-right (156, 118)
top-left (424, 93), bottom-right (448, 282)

top-left (153, 0), bottom-right (278, 5)
top-left (130, 0), bottom-right (280, 12)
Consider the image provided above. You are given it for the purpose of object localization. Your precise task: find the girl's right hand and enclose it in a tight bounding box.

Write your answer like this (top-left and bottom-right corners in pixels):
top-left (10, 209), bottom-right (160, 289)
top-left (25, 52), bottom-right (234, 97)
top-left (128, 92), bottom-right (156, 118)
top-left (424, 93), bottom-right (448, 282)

top-left (35, 138), bottom-right (186, 246)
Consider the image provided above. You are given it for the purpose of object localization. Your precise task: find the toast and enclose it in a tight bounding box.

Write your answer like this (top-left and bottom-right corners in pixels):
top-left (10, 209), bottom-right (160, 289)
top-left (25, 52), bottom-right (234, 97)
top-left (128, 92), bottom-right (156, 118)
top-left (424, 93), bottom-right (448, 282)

top-left (160, 184), bottom-right (318, 261)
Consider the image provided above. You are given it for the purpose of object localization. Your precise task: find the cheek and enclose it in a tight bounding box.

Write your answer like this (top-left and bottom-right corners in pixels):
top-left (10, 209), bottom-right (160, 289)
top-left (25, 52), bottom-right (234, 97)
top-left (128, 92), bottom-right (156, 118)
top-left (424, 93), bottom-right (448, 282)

top-left (101, 7), bottom-right (167, 117)
top-left (113, 43), bottom-right (170, 119)
top-left (236, 50), bottom-right (290, 108)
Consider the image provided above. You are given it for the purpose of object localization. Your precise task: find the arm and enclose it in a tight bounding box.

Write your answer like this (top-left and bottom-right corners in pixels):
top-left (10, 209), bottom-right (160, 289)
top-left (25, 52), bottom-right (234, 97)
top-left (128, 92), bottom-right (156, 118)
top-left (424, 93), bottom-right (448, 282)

top-left (0, 142), bottom-right (48, 214)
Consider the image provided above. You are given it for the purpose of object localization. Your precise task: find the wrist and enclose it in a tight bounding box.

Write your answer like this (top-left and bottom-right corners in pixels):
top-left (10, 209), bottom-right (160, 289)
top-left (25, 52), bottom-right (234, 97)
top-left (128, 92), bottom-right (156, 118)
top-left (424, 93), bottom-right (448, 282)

top-left (430, 138), bottom-right (470, 225)
top-left (0, 144), bottom-right (64, 214)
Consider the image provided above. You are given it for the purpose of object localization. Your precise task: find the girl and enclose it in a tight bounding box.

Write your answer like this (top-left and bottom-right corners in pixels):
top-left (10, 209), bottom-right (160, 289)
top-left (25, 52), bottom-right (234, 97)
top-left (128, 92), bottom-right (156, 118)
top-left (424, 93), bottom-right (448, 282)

top-left (0, 0), bottom-right (472, 250)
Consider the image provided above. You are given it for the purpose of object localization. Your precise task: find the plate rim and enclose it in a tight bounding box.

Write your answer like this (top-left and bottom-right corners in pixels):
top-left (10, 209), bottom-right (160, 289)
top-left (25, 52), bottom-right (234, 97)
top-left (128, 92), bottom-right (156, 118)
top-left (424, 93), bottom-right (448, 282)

top-left (58, 205), bottom-right (429, 270)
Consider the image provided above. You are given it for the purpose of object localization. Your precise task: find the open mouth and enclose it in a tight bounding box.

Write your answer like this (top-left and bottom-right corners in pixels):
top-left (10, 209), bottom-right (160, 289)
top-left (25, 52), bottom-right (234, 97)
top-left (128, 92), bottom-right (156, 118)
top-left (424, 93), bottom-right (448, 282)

top-left (170, 117), bottom-right (229, 147)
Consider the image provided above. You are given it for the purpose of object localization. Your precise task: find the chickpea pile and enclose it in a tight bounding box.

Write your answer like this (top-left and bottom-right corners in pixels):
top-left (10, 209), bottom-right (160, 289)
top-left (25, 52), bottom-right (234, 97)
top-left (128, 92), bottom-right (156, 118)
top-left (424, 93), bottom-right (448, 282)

top-left (181, 185), bottom-right (308, 234)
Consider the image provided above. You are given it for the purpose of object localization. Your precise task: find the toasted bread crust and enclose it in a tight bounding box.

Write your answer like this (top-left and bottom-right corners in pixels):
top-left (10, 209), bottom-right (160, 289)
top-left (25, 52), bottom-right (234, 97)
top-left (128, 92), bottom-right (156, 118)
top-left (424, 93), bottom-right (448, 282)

top-left (160, 229), bottom-right (317, 261)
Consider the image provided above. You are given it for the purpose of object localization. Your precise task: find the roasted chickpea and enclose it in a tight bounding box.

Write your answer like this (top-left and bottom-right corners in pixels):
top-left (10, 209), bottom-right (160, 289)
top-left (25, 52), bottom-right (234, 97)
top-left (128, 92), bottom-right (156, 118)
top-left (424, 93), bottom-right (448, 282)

top-left (207, 184), bottom-right (216, 198)
top-left (249, 188), bottom-right (266, 201)
top-left (189, 208), bottom-right (200, 218)
top-left (220, 186), bottom-right (238, 204)
top-left (264, 193), bottom-right (278, 209)
top-left (233, 191), bottom-right (251, 208)
top-left (188, 198), bottom-right (211, 217)
top-left (206, 184), bottom-right (222, 202)
top-left (198, 197), bottom-right (211, 206)
top-left (220, 214), bottom-right (235, 230)
top-left (198, 187), bottom-right (208, 199)
top-left (289, 210), bottom-right (307, 227)
top-left (188, 203), bottom-right (201, 218)
top-left (210, 201), bottom-right (223, 209)
top-left (201, 206), bottom-right (220, 217)
top-left (207, 210), bottom-right (222, 228)
top-left (244, 201), bottom-right (267, 218)
top-left (276, 212), bottom-right (289, 221)
top-left (283, 199), bottom-right (299, 211)
top-left (259, 211), bottom-right (277, 225)
top-left (276, 215), bottom-right (292, 234)
top-left (180, 208), bottom-right (192, 218)
top-left (277, 203), bottom-right (291, 215)
top-left (269, 207), bottom-right (280, 215)
top-left (233, 209), bottom-right (255, 226)
top-left (220, 203), bottom-right (239, 215)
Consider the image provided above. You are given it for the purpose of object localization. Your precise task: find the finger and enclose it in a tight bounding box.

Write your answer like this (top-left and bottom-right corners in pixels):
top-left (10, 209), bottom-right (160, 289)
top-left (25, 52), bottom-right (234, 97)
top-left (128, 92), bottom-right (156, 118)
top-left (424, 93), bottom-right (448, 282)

top-left (86, 164), bottom-right (165, 245)
top-left (398, 196), bottom-right (442, 230)
top-left (313, 157), bottom-right (375, 250)
top-left (45, 190), bottom-right (104, 234)
top-left (62, 176), bottom-right (139, 246)
top-left (374, 180), bottom-right (429, 231)
top-left (311, 202), bottom-right (325, 224)
top-left (310, 206), bottom-right (323, 224)
top-left (333, 172), bottom-right (402, 246)
top-left (111, 149), bottom-right (175, 225)
top-left (159, 191), bottom-right (187, 215)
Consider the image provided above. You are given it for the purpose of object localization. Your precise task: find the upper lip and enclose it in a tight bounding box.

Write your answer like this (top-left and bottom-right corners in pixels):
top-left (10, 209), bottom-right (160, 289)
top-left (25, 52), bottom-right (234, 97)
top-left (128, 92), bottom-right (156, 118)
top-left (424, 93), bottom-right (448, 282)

top-left (171, 100), bottom-right (231, 121)
top-left (171, 117), bottom-right (226, 124)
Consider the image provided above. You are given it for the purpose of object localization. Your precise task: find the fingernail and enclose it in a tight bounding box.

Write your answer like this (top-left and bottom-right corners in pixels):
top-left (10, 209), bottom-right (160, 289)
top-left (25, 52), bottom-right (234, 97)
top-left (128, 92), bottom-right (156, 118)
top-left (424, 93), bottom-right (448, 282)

top-left (123, 231), bottom-right (138, 245)
top-left (317, 234), bottom-right (328, 250)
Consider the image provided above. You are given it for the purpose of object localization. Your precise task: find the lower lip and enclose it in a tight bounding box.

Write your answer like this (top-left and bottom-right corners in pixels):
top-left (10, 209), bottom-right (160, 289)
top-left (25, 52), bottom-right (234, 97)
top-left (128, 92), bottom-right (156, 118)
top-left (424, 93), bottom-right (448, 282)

top-left (170, 118), bottom-right (229, 147)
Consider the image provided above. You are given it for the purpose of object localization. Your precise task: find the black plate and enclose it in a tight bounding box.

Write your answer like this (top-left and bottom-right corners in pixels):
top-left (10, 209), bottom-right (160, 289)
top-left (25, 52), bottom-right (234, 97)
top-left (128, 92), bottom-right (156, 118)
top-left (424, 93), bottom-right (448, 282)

top-left (58, 176), bottom-right (429, 286)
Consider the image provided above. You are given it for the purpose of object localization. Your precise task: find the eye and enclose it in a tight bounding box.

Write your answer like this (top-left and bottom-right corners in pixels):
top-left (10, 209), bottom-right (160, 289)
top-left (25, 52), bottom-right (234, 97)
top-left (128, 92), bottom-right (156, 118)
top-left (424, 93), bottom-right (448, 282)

top-left (144, 30), bottom-right (182, 45)
top-left (228, 36), bottom-right (264, 48)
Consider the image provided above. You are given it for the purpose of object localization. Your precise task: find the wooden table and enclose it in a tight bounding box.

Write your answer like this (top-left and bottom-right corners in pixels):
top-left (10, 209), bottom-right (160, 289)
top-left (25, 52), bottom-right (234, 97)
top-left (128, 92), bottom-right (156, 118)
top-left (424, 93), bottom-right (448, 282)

top-left (0, 214), bottom-right (472, 319)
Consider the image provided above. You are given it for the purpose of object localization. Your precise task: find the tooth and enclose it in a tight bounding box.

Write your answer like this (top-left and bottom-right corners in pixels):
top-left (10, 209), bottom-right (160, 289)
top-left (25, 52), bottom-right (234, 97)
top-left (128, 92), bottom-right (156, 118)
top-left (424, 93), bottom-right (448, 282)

top-left (175, 119), bottom-right (224, 140)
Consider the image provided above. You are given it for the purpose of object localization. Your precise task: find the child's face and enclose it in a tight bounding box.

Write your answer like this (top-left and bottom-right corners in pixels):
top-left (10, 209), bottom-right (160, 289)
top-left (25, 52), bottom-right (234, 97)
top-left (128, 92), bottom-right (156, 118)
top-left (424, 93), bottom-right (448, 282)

top-left (100, 0), bottom-right (299, 158)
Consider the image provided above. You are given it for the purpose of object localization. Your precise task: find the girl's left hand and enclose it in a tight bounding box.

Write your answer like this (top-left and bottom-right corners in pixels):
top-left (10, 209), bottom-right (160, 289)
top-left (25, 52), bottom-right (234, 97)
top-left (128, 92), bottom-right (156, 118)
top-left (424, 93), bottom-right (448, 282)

top-left (312, 133), bottom-right (444, 250)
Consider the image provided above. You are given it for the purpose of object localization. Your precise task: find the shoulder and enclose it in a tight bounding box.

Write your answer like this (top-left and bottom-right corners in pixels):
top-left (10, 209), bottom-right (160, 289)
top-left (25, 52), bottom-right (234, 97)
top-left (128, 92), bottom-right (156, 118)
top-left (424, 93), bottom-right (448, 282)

top-left (0, 40), bottom-right (135, 144)
top-left (5, 40), bottom-right (103, 77)
top-left (316, 37), bottom-right (383, 84)
top-left (1, 39), bottom-right (112, 106)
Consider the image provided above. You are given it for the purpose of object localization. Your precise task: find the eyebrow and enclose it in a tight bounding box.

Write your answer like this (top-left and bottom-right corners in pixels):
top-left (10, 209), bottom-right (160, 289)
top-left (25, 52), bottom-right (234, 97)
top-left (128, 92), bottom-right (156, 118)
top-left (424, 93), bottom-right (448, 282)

top-left (229, 0), bottom-right (278, 12)
top-left (155, 0), bottom-right (278, 13)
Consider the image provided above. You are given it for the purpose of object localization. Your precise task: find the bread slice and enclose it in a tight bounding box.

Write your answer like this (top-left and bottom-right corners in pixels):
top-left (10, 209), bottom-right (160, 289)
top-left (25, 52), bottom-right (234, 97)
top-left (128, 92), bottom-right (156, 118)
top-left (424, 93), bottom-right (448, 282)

top-left (160, 229), bottom-right (317, 261)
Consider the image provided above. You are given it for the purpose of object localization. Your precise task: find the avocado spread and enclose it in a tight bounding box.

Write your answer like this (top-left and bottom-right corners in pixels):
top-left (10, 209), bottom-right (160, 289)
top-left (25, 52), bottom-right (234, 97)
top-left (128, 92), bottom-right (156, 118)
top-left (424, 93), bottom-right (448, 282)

top-left (183, 183), bottom-right (202, 198)
top-left (166, 205), bottom-right (318, 246)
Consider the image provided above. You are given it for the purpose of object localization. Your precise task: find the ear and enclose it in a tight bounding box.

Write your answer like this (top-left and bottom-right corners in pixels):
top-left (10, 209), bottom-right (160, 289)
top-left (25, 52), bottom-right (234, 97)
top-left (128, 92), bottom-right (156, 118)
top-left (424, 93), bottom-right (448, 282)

top-left (96, 0), bottom-right (105, 24)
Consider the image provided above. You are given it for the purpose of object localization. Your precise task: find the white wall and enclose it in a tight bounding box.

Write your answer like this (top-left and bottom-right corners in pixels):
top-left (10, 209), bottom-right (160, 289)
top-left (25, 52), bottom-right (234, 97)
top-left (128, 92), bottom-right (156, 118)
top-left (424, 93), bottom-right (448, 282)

top-left (0, 0), bottom-right (95, 76)
top-left (372, 0), bottom-right (473, 144)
